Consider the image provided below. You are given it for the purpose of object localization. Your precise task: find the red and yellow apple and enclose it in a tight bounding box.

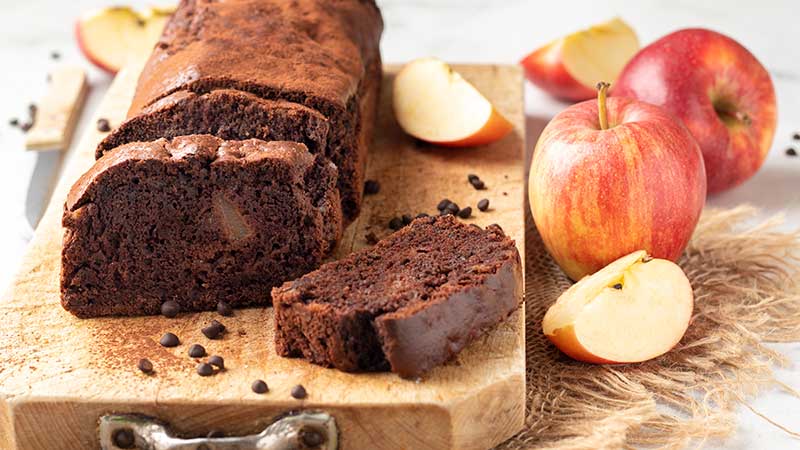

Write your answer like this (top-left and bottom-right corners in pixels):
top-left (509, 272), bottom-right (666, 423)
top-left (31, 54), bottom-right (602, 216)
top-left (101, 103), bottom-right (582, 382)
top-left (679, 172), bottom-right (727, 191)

top-left (520, 18), bottom-right (639, 102)
top-left (614, 29), bottom-right (776, 193)
top-left (529, 83), bottom-right (706, 281)
top-left (543, 250), bottom-right (693, 364)
top-left (393, 58), bottom-right (513, 147)
top-left (76, 5), bottom-right (175, 74)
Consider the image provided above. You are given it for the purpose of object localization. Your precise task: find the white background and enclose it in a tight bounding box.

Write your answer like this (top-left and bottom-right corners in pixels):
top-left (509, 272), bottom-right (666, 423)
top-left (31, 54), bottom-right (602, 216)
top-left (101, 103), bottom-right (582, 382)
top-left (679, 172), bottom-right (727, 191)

top-left (0, 0), bottom-right (797, 448)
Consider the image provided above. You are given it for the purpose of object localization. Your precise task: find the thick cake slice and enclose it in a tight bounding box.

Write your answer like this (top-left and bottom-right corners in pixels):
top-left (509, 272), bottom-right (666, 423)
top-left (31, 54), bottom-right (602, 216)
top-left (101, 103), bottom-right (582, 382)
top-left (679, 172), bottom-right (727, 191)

top-left (62, 136), bottom-right (341, 318)
top-left (272, 215), bottom-right (523, 378)
top-left (123, 0), bottom-right (384, 220)
top-left (97, 90), bottom-right (330, 157)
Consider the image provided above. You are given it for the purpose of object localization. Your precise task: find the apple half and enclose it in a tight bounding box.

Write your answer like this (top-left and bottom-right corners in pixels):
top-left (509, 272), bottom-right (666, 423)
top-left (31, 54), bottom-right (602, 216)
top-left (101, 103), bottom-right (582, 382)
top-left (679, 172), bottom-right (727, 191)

top-left (76, 6), bottom-right (175, 75)
top-left (543, 251), bottom-right (693, 364)
top-left (520, 18), bottom-right (639, 102)
top-left (393, 58), bottom-right (513, 147)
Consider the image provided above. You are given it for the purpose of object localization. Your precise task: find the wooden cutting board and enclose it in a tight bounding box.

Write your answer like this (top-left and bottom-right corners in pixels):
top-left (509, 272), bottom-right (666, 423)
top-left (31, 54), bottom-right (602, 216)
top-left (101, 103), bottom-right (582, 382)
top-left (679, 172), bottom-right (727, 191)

top-left (0, 63), bottom-right (526, 450)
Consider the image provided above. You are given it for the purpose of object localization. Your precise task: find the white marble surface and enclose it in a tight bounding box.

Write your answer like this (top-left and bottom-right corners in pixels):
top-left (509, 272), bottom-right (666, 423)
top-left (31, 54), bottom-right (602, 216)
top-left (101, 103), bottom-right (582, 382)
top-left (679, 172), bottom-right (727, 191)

top-left (0, 0), bottom-right (797, 447)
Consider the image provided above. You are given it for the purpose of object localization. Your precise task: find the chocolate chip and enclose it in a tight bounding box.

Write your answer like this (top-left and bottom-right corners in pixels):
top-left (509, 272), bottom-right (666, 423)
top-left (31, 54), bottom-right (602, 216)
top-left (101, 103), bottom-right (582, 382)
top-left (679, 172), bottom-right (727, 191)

top-left (211, 319), bottom-right (226, 333)
top-left (613, 283), bottom-right (623, 290)
top-left (196, 362), bottom-right (214, 377)
top-left (137, 358), bottom-right (153, 374)
top-left (159, 332), bottom-right (180, 347)
top-left (469, 178), bottom-right (486, 190)
top-left (50, 51), bottom-right (60, 60)
top-left (112, 428), bottom-right (135, 449)
top-left (160, 300), bottom-right (180, 318)
top-left (363, 179), bottom-right (380, 195)
top-left (365, 232), bottom-right (379, 245)
top-left (444, 203), bottom-right (460, 215)
top-left (96, 118), bottom-right (111, 132)
top-left (467, 174), bottom-right (480, 182)
top-left (20, 122), bottom-right (32, 132)
top-left (787, 148), bottom-right (798, 157)
top-left (416, 212), bottom-right (429, 219)
top-left (388, 217), bottom-right (404, 230)
top-left (188, 344), bottom-right (206, 358)
top-left (299, 427), bottom-right (325, 447)
top-left (477, 199), bottom-right (490, 211)
top-left (291, 384), bottom-right (307, 399)
top-left (401, 214), bottom-right (413, 225)
top-left (251, 379), bottom-right (269, 394)
top-left (208, 355), bottom-right (225, 370)
top-left (8, 117), bottom-right (19, 127)
top-left (217, 301), bottom-right (233, 317)
top-left (202, 324), bottom-right (222, 340)
top-left (457, 207), bottom-right (472, 219)
top-left (793, 132), bottom-right (800, 141)
top-left (437, 199), bottom-right (452, 211)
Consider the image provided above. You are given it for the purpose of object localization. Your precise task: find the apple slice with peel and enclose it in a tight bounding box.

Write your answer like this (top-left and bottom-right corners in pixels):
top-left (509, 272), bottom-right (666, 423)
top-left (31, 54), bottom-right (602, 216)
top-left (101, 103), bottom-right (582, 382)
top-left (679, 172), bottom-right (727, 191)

top-left (76, 6), bottom-right (175, 75)
top-left (543, 250), bottom-right (693, 364)
top-left (520, 18), bottom-right (639, 102)
top-left (393, 58), bottom-right (513, 147)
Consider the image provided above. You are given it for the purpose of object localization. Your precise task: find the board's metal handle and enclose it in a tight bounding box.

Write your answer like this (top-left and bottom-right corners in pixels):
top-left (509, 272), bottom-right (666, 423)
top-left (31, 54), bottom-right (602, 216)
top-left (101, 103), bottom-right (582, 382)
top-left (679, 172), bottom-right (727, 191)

top-left (98, 410), bottom-right (337, 450)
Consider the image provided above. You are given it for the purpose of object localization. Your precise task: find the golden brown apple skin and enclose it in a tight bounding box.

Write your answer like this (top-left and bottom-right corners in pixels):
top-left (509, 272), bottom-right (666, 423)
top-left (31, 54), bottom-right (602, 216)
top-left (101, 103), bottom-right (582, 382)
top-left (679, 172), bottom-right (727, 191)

top-left (530, 97), bottom-right (706, 280)
top-left (614, 29), bottom-right (776, 194)
top-left (520, 41), bottom-right (597, 102)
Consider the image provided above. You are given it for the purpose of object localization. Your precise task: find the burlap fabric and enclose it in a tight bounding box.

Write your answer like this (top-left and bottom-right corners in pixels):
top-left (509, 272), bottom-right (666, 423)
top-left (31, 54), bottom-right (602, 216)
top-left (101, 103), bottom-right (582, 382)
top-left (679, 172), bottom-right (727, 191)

top-left (498, 204), bottom-right (800, 449)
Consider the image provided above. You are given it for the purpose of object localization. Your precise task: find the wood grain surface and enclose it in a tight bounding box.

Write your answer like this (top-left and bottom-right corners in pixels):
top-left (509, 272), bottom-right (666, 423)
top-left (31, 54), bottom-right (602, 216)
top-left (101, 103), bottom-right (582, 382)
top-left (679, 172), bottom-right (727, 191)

top-left (0, 63), bottom-right (526, 450)
top-left (24, 65), bottom-right (88, 152)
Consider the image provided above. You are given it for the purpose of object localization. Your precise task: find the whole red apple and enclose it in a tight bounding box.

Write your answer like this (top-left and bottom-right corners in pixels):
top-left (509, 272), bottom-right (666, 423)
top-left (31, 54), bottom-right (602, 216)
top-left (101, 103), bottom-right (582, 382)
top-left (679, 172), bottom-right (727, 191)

top-left (529, 83), bottom-right (706, 280)
top-left (613, 29), bottom-right (776, 193)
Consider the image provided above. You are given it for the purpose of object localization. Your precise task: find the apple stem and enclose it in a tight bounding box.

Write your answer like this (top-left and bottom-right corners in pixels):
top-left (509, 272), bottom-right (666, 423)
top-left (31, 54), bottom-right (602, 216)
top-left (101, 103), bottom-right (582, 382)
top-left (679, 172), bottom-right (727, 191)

top-left (597, 82), bottom-right (610, 130)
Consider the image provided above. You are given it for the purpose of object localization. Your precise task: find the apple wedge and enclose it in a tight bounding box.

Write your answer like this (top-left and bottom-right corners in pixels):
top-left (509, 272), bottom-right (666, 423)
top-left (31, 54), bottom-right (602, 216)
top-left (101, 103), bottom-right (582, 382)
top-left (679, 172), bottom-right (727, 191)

top-left (76, 6), bottom-right (175, 75)
top-left (520, 18), bottom-right (639, 102)
top-left (543, 251), bottom-right (693, 364)
top-left (393, 58), bottom-right (513, 147)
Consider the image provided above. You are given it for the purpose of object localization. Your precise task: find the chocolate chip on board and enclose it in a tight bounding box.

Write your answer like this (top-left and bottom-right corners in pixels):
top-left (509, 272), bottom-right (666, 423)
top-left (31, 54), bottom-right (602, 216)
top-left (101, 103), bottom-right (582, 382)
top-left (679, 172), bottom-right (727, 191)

top-left (160, 300), bottom-right (180, 318)
top-left (291, 384), bottom-right (308, 399)
top-left (188, 344), bottom-right (206, 358)
top-left (251, 379), bottom-right (269, 394)
top-left (196, 362), bottom-right (214, 377)
top-left (159, 332), bottom-right (180, 347)
top-left (208, 355), bottom-right (225, 370)
top-left (477, 198), bottom-right (490, 212)
top-left (363, 179), bottom-right (380, 195)
top-left (137, 358), bottom-right (154, 374)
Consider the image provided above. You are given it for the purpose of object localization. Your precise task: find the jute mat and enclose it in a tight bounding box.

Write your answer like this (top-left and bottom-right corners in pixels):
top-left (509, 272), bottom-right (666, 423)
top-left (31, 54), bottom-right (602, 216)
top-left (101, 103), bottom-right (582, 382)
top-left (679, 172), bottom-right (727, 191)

top-left (499, 204), bottom-right (800, 449)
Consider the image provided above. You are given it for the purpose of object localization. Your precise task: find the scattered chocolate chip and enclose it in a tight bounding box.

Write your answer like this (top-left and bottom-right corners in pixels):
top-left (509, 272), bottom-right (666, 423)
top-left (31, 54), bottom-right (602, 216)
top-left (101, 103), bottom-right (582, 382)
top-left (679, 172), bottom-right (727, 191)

top-left (208, 355), bottom-right (225, 370)
top-left (251, 379), bottom-right (269, 394)
top-left (365, 232), bottom-right (379, 245)
top-left (96, 118), bottom-right (111, 132)
top-left (467, 174), bottom-right (480, 182)
top-left (188, 344), bottom-right (206, 358)
top-left (787, 148), bottom-right (798, 157)
top-left (477, 199), bottom-right (490, 212)
top-left (469, 178), bottom-right (485, 190)
top-left (211, 319), bottom-right (226, 332)
top-left (415, 212), bottom-right (429, 219)
top-left (388, 217), bottom-right (404, 230)
top-left (196, 362), bottom-right (214, 377)
top-left (502, 192), bottom-right (508, 196)
top-left (457, 206), bottom-right (472, 219)
top-left (206, 430), bottom-right (225, 438)
top-left (291, 384), bottom-right (307, 399)
top-left (437, 199), bottom-right (452, 211)
top-left (299, 427), bottom-right (325, 447)
top-left (401, 214), bottom-right (413, 225)
top-left (159, 332), bottom-right (180, 347)
top-left (8, 118), bottom-right (19, 127)
top-left (792, 132), bottom-right (800, 141)
top-left (19, 122), bottom-right (32, 132)
top-left (217, 301), bottom-right (233, 317)
top-left (363, 179), bottom-right (380, 195)
top-left (613, 283), bottom-right (622, 290)
top-left (112, 428), bottom-right (135, 449)
top-left (445, 203), bottom-right (460, 215)
top-left (50, 50), bottom-right (60, 60)
top-left (202, 324), bottom-right (222, 340)
top-left (160, 300), bottom-right (180, 318)
top-left (137, 358), bottom-right (154, 374)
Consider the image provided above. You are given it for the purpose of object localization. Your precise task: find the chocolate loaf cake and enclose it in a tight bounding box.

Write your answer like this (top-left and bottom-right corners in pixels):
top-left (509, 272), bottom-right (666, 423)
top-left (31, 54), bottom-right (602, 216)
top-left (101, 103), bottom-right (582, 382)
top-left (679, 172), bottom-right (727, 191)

top-left (272, 216), bottom-right (523, 378)
top-left (62, 136), bottom-right (341, 318)
top-left (104, 0), bottom-right (384, 220)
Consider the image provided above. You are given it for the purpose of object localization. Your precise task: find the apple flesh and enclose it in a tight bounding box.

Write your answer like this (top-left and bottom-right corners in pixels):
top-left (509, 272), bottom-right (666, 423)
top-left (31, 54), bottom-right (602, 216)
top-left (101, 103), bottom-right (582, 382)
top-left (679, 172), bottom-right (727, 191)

top-left (530, 84), bottom-right (706, 281)
top-left (76, 6), bottom-right (175, 75)
top-left (543, 250), bottom-right (693, 364)
top-left (613, 29), bottom-right (776, 193)
top-left (520, 18), bottom-right (639, 102)
top-left (393, 58), bottom-right (513, 147)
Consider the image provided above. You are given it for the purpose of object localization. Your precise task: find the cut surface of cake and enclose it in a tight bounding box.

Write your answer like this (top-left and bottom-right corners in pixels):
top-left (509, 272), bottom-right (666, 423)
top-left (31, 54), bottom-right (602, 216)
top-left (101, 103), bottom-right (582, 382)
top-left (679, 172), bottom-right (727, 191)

top-left (272, 215), bottom-right (523, 378)
top-left (62, 135), bottom-right (341, 317)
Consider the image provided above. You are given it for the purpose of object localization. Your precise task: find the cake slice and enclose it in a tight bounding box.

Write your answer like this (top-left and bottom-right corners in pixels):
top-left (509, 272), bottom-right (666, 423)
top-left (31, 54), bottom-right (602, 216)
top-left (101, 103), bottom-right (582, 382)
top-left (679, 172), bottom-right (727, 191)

top-left (97, 90), bottom-right (330, 157)
top-left (62, 135), bottom-right (341, 318)
top-left (272, 215), bottom-right (523, 378)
